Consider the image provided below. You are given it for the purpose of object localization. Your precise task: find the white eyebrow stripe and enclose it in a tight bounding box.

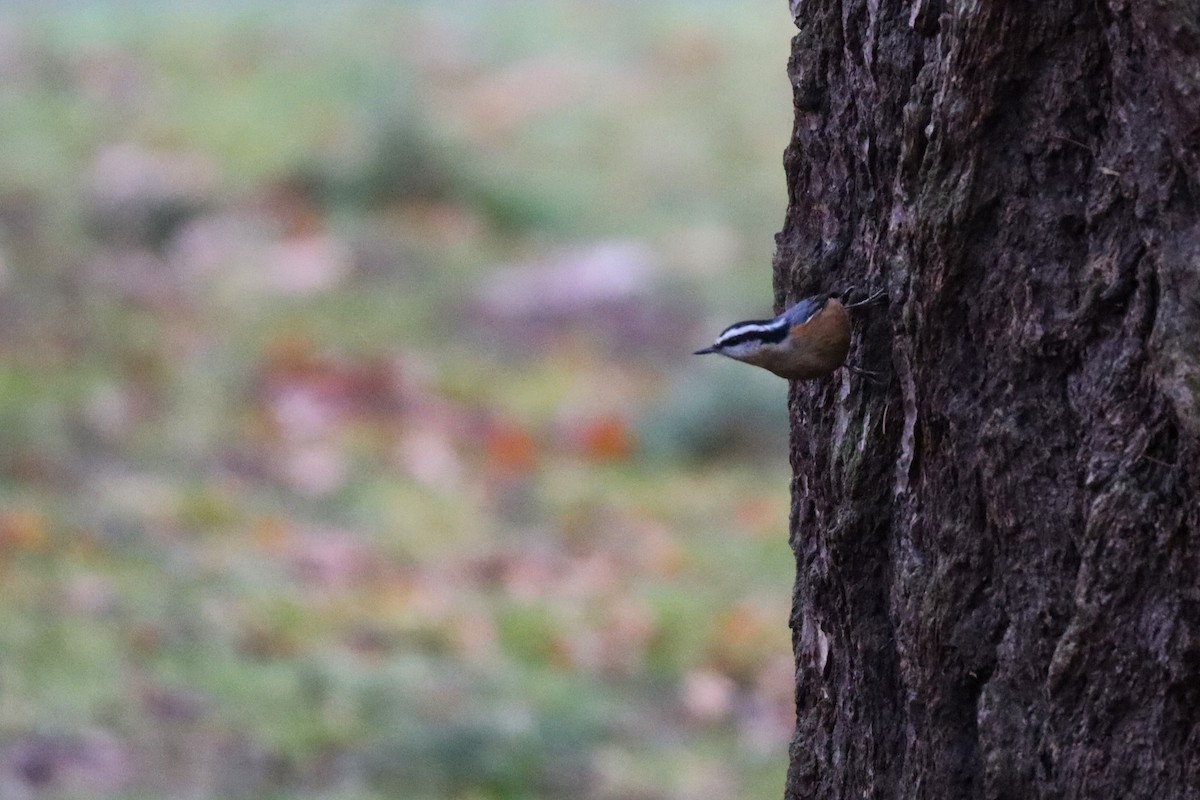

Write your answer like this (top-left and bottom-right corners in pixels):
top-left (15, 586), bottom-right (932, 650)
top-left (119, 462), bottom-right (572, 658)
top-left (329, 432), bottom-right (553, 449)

top-left (716, 319), bottom-right (787, 343)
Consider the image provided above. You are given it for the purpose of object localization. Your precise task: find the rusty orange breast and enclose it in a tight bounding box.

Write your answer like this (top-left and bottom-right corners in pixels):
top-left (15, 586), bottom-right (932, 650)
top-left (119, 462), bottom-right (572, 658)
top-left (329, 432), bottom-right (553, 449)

top-left (780, 297), bottom-right (851, 380)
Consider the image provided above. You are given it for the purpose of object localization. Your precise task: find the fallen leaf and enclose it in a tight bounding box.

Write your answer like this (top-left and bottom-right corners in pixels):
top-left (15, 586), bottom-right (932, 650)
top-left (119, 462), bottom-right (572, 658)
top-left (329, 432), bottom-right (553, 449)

top-left (483, 418), bottom-right (538, 474)
top-left (0, 509), bottom-right (47, 554)
top-left (575, 414), bottom-right (635, 462)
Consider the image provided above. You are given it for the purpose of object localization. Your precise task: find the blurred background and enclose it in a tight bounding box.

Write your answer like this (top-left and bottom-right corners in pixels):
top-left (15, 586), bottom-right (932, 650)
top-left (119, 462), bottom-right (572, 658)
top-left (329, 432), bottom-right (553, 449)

top-left (0, 2), bottom-right (799, 798)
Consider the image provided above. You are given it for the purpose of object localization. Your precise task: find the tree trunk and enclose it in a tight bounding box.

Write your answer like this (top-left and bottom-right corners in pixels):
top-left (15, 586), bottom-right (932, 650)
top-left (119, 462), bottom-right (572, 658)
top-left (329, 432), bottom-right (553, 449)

top-left (778, 2), bottom-right (1200, 798)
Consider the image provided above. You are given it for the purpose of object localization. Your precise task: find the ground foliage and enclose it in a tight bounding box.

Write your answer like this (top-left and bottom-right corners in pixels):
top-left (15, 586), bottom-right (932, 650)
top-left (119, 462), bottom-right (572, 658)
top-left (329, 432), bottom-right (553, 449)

top-left (0, 3), bottom-right (802, 799)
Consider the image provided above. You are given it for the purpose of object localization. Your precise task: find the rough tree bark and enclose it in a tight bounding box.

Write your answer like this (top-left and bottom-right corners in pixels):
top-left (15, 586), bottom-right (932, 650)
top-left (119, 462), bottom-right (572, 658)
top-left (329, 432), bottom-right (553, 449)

top-left (777, 2), bottom-right (1200, 798)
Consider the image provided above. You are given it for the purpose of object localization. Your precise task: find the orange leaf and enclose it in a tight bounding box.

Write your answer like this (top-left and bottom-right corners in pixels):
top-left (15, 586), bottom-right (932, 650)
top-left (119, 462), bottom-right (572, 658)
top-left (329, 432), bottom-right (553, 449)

top-left (484, 420), bottom-right (538, 473)
top-left (577, 414), bottom-right (634, 462)
top-left (0, 509), bottom-right (47, 554)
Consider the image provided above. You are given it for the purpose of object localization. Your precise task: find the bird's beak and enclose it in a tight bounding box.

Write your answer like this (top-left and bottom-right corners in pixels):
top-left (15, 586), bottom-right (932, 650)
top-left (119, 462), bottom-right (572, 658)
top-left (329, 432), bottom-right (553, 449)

top-left (693, 346), bottom-right (717, 355)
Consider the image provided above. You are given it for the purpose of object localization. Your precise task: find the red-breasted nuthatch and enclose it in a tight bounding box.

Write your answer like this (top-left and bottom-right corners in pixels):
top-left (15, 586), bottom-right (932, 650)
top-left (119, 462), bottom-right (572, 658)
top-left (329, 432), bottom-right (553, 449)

top-left (694, 292), bottom-right (882, 380)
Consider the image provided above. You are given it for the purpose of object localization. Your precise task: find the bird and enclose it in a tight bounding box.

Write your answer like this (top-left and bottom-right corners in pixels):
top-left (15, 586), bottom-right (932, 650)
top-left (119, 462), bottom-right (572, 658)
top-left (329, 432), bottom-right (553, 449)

top-left (694, 291), bottom-right (882, 380)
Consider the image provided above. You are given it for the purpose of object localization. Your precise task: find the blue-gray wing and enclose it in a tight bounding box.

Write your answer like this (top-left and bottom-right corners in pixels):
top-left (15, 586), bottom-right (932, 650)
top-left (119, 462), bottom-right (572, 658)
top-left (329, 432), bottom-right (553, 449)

top-left (780, 294), bottom-right (830, 327)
